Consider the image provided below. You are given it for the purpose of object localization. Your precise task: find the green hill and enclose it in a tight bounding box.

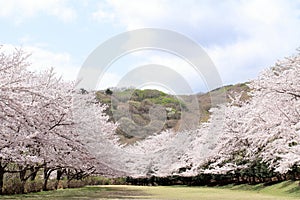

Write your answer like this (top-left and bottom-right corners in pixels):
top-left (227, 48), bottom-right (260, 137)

top-left (96, 83), bottom-right (250, 143)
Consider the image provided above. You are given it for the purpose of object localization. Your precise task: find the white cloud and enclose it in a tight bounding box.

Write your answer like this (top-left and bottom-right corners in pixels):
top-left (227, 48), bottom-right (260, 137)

top-left (2, 44), bottom-right (79, 81)
top-left (97, 72), bottom-right (121, 90)
top-left (91, 50), bottom-right (208, 93)
top-left (92, 9), bottom-right (114, 22)
top-left (92, 0), bottom-right (167, 27)
top-left (27, 46), bottom-right (79, 81)
top-left (92, 0), bottom-right (300, 87)
top-left (132, 51), bottom-right (207, 92)
top-left (0, 0), bottom-right (77, 23)
top-left (91, 1), bottom-right (115, 22)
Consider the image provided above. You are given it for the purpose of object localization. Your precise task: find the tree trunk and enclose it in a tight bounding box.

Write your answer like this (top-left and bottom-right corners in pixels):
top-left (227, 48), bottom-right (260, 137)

top-left (0, 166), bottom-right (4, 195)
top-left (43, 167), bottom-right (53, 191)
top-left (66, 168), bottom-right (76, 188)
top-left (55, 169), bottom-right (64, 190)
top-left (19, 167), bottom-right (27, 194)
top-left (29, 166), bottom-right (38, 181)
top-left (0, 159), bottom-right (6, 195)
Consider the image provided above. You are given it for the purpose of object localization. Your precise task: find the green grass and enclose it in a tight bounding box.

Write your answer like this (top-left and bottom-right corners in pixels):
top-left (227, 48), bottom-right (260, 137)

top-left (1, 181), bottom-right (300, 200)
top-left (144, 182), bottom-right (300, 200)
top-left (0, 186), bottom-right (148, 200)
top-left (223, 181), bottom-right (300, 198)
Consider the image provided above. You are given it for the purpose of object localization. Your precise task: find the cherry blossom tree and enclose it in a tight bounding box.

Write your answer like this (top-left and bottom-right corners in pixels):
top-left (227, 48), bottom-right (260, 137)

top-left (207, 51), bottom-right (300, 181)
top-left (249, 53), bottom-right (300, 174)
top-left (0, 47), bottom-right (35, 193)
top-left (0, 47), bottom-right (122, 193)
top-left (121, 130), bottom-right (192, 177)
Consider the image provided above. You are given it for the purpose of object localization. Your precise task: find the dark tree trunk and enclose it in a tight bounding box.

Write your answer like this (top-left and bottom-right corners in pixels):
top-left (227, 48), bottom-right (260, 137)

top-left (0, 166), bottom-right (4, 195)
top-left (18, 165), bottom-right (41, 193)
top-left (0, 158), bottom-right (7, 195)
top-left (19, 167), bottom-right (27, 194)
top-left (29, 166), bottom-right (38, 181)
top-left (66, 168), bottom-right (79, 188)
top-left (43, 166), bottom-right (54, 191)
top-left (282, 174), bottom-right (287, 181)
top-left (55, 169), bottom-right (65, 190)
top-left (276, 174), bottom-right (283, 182)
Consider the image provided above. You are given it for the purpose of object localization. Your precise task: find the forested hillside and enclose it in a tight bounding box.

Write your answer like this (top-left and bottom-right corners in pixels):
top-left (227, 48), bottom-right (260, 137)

top-left (96, 83), bottom-right (250, 143)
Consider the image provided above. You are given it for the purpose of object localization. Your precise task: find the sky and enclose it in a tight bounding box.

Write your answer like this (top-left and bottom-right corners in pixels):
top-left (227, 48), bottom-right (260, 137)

top-left (1, 0), bottom-right (300, 93)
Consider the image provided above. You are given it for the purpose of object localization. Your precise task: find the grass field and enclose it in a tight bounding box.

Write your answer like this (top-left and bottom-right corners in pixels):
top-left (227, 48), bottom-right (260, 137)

top-left (1, 181), bottom-right (300, 200)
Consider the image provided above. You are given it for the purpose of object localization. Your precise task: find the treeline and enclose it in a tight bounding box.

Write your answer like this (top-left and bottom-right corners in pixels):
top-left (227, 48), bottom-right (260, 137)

top-left (1, 170), bottom-right (125, 195)
top-left (126, 165), bottom-right (300, 186)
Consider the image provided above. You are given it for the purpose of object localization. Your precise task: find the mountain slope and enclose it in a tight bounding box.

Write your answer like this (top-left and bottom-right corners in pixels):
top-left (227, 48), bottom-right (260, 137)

top-left (96, 83), bottom-right (250, 143)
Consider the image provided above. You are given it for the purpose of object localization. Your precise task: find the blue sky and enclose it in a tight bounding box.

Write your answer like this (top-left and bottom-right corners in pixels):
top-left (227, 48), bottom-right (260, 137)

top-left (1, 0), bottom-right (300, 93)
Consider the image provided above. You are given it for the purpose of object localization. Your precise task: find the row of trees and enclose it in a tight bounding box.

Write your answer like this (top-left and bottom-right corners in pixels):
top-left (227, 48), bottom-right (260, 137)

top-left (205, 52), bottom-right (300, 181)
top-left (1, 45), bottom-right (299, 193)
top-left (0, 47), bottom-right (122, 194)
top-left (119, 51), bottom-right (300, 184)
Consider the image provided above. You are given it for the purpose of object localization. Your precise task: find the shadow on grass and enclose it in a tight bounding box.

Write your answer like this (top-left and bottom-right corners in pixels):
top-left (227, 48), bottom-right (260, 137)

top-left (215, 181), bottom-right (300, 196)
top-left (286, 186), bottom-right (300, 195)
top-left (278, 181), bottom-right (295, 188)
top-left (220, 183), bottom-right (265, 192)
top-left (284, 182), bottom-right (300, 195)
top-left (0, 186), bottom-right (150, 200)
